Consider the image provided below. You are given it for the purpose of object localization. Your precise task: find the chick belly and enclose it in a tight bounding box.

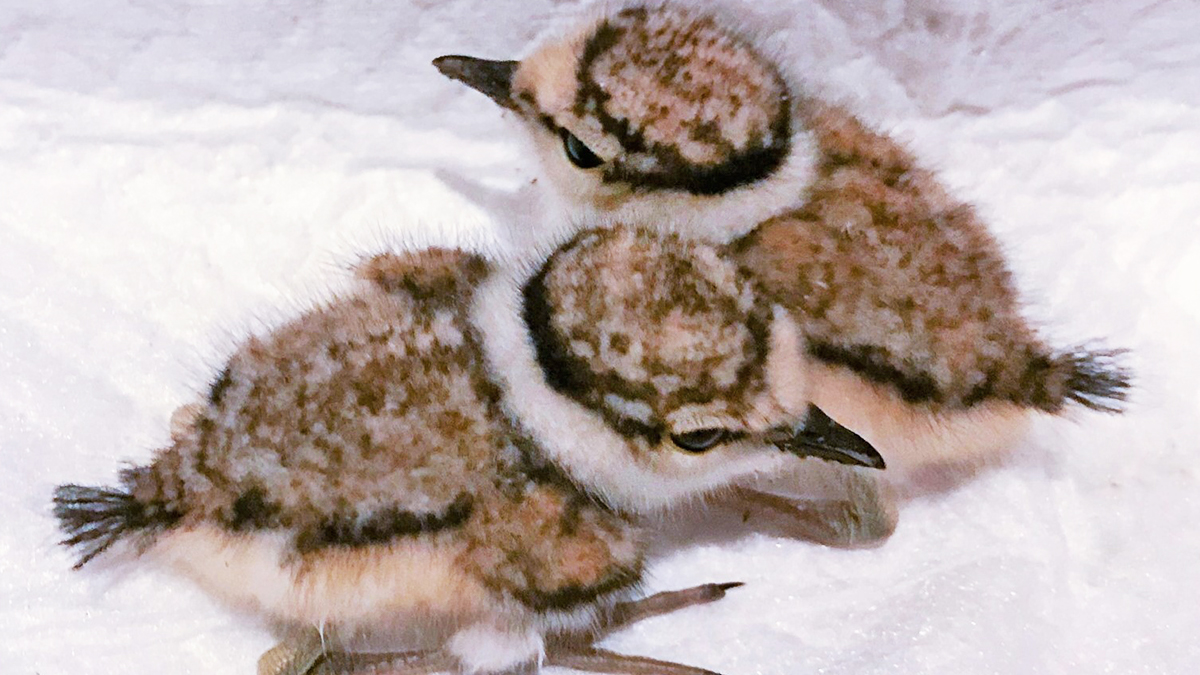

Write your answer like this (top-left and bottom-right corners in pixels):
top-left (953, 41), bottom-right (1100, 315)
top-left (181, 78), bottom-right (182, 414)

top-left (808, 363), bottom-right (1031, 482)
top-left (151, 524), bottom-right (499, 638)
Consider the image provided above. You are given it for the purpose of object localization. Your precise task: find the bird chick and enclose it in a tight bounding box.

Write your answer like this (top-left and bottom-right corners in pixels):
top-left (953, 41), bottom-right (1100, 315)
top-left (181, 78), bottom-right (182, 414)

top-left (54, 227), bottom-right (882, 675)
top-left (433, 2), bottom-right (1130, 483)
top-left (436, 2), bottom-right (809, 245)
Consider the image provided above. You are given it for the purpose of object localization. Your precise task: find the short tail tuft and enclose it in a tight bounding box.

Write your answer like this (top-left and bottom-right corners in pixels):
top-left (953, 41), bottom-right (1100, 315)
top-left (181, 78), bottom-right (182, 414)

top-left (52, 484), bottom-right (154, 569)
top-left (1058, 346), bottom-right (1132, 413)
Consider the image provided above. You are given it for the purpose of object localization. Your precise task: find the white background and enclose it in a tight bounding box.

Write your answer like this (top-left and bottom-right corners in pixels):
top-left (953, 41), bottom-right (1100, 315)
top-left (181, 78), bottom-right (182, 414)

top-left (2, 0), bottom-right (1198, 673)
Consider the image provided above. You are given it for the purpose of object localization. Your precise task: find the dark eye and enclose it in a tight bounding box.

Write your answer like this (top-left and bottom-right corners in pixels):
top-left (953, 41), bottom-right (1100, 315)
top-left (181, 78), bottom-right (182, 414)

top-left (561, 129), bottom-right (603, 169)
top-left (670, 428), bottom-right (729, 453)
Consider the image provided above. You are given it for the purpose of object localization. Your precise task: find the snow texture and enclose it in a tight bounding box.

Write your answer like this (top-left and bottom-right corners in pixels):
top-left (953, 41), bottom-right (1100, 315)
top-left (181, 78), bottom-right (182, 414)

top-left (2, 0), bottom-right (1198, 673)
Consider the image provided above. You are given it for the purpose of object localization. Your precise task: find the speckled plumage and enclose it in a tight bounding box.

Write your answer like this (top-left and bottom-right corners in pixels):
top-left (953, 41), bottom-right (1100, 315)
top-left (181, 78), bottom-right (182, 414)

top-left (735, 100), bottom-right (1127, 412)
top-left (528, 228), bottom-right (769, 435)
top-left (555, 5), bottom-right (791, 194)
top-left (60, 246), bottom-right (643, 617)
top-left (436, 4), bottom-right (820, 245)
top-left (434, 1), bottom-right (1130, 480)
top-left (54, 228), bottom-right (875, 674)
top-left (145, 253), bottom-right (502, 548)
top-left (54, 247), bottom-right (642, 673)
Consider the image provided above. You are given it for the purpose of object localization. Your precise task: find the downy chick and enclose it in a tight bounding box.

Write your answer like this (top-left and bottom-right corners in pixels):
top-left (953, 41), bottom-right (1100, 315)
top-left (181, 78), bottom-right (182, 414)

top-left (54, 227), bottom-right (882, 675)
top-left (433, 2), bottom-right (1129, 485)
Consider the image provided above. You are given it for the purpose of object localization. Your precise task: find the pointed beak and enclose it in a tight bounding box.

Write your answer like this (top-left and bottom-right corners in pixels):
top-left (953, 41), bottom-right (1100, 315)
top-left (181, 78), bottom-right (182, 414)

top-left (433, 55), bottom-right (519, 110)
top-left (767, 404), bottom-right (886, 470)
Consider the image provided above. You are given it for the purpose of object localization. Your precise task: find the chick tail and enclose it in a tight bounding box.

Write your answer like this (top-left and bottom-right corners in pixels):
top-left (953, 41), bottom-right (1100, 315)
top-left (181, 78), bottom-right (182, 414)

top-left (1053, 345), bottom-right (1132, 413)
top-left (52, 481), bottom-right (174, 569)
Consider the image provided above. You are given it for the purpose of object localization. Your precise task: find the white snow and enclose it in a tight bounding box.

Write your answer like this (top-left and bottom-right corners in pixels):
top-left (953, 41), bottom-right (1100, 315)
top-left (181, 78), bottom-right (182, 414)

top-left (2, 0), bottom-right (1198, 673)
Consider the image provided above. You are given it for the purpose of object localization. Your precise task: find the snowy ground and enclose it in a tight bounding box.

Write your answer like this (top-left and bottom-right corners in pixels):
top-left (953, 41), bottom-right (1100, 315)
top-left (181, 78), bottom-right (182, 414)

top-left (2, 0), bottom-right (1199, 673)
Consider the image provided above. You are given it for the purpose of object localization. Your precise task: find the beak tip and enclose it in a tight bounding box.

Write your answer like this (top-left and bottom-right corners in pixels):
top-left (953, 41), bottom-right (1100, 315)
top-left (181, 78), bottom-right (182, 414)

top-left (431, 55), bottom-right (461, 78)
top-left (776, 404), bottom-right (887, 470)
top-left (428, 55), bottom-right (518, 109)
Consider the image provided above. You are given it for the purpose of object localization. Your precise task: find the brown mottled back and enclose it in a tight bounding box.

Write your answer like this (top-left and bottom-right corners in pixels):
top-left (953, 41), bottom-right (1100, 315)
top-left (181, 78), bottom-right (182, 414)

top-left (127, 250), bottom-right (511, 547)
top-left (58, 246), bottom-right (648, 622)
top-left (734, 101), bottom-right (1124, 411)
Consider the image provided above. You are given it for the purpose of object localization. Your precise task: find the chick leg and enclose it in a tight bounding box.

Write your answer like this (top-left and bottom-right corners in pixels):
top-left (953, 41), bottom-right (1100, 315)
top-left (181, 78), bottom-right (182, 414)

top-left (547, 648), bottom-right (719, 675)
top-left (534, 583), bottom-right (739, 675)
top-left (315, 651), bottom-right (455, 675)
top-left (281, 585), bottom-right (740, 675)
top-left (605, 582), bottom-right (742, 631)
top-left (257, 628), bottom-right (452, 675)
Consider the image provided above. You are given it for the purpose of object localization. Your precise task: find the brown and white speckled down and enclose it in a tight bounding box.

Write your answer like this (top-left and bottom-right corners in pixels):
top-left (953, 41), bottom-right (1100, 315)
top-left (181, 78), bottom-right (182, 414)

top-left (454, 2), bottom-right (1128, 416)
top-left (57, 247), bottom-right (645, 635)
top-left (528, 227), bottom-right (770, 427)
top-left (53, 225), bottom-right (833, 659)
top-left (563, 5), bottom-right (792, 194)
top-left (733, 101), bottom-right (1128, 412)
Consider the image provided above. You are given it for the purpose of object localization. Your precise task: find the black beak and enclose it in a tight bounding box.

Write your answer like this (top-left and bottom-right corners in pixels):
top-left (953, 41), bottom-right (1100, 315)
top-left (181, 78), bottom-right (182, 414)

top-left (768, 404), bottom-right (885, 470)
top-left (433, 55), bottom-right (519, 110)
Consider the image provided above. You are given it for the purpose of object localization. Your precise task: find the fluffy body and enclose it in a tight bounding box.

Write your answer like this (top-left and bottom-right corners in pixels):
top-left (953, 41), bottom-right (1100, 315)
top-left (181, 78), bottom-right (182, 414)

top-left (733, 101), bottom-right (1127, 474)
top-left (57, 248), bottom-right (640, 672)
top-left (734, 101), bottom-right (1127, 414)
top-left (54, 228), bottom-right (830, 673)
top-left (437, 2), bottom-right (1130, 481)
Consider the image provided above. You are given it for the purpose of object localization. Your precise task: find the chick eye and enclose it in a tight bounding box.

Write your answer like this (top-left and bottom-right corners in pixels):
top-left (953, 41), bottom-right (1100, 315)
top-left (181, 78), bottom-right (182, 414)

top-left (670, 428), bottom-right (729, 453)
top-left (561, 129), bottom-right (603, 169)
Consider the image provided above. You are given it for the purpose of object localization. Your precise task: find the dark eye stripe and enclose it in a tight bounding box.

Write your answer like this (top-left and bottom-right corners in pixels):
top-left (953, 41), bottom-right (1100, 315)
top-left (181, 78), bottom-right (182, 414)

top-left (562, 129), bottom-right (604, 169)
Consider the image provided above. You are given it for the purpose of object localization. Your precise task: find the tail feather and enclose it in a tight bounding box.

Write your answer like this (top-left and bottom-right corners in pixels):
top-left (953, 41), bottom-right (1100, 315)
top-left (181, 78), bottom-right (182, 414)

top-left (1058, 346), bottom-right (1132, 413)
top-left (52, 483), bottom-right (164, 569)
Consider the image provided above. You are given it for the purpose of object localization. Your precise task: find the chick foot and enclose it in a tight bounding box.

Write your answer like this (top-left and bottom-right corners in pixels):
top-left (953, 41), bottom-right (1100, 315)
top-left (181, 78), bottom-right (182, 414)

top-left (259, 634), bottom-right (453, 675)
top-left (540, 582), bottom-right (740, 674)
top-left (258, 582), bottom-right (740, 675)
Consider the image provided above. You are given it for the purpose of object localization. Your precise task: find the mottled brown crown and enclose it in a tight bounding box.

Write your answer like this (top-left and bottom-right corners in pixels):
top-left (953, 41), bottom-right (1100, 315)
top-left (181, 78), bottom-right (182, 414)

top-left (528, 4), bottom-right (792, 196)
top-left (523, 227), bottom-right (773, 438)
